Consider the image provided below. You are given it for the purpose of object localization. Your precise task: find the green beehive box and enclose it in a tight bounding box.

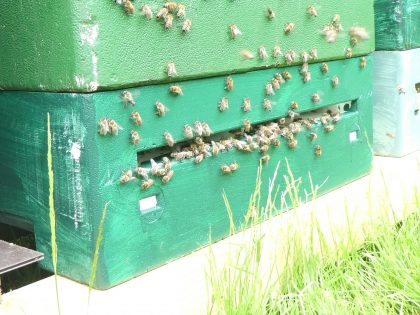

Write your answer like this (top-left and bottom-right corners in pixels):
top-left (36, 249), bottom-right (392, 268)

top-left (0, 0), bottom-right (374, 92)
top-left (0, 57), bottom-right (372, 289)
top-left (375, 0), bottom-right (420, 50)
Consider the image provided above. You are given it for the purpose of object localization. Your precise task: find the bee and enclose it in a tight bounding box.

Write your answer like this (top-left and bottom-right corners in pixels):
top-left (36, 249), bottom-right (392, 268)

top-left (177, 4), bottom-right (186, 18)
top-left (349, 26), bottom-right (369, 42)
top-left (309, 132), bottom-right (318, 141)
top-left (194, 121), bottom-right (203, 136)
top-left (300, 62), bottom-right (309, 74)
top-left (229, 162), bottom-right (240, 172)
top-left (260, 144), bottom-right (270, 153)
top-left (350, 37), bottom-right (358, 47)
top-left (265, 83), bottom-right (275, 96)
top-left (202, 122), bottom-right (212, 137)
top-left (156, 7), bottom-right (168, 19)
top-left (397, 85), bottom-right (406, 94)
top-left (221, 164), bottom-right (232, 174)
top-left (322, 26), bottom-right (338, 43)
top-left (141, 5), bottom-right (153, 20)
top-left (131, 111), bottom-right (142, 126)
top-left (307, 5), bottom-right (317, 17)
top-left (155, 101), bottom-right (168, 116)
top-left (289, 122), bottom-right (301, 134)
top-left (324, 125), bottom-right (334, 132)
top-left (274, 73), bottom-right (285, 84)
top-left (271, 78), bottom-right (280, 90)
top-left (284, 22), bottom-right (295, 34)
top-left (283, 71), bottom-right (292, 80)
top-left (312, 93), bottom-right (321, 103)
top-left (314, 145), bottom-right (322, 156)
top-left (98, 119), bottom-right (109, 135)
top-left (164, 2), bottom-right (177, 10)
top-left (120, 170), bottom-right (135, 184)
top-left (332, 113), bottom-right (341, 123)
top-left (309, 48), bottom-right (318, 60)
top-left (164, 13), bottom-right (174, 29)
top-left (263, 98), bottom-right (272, 111)
top-left (302, 120), bottom-right (312, 129)
top-left (332, 14), bottom-right (341, 23)
top-left (167, 62), bottom-right (177, 77)
top-left (332, 76), bottom-right (339, 88)
top-left (123, 0), bottom-right (135, 14)
top-left (243, 119), bottom-right (252, 132)
top-left (141, 178), bottom-right (154, 190)
top-left (229, 24), bottom-right (242, 39)
top-left (164, 131), bottom-right (175, 147)
top-left (260, 155), bottom-right (270, 163)
top-left (240, 50), bottom-right (255, 60)
top-left (182, 19), bottom-right (192, 32)
top-left (183, 124), bottom-right (194, 139)
top-left (360, 57), bottom-right (367, 69)
top-left (162, 157), bottom-right (171, 172)
top-left (301, 51), bottom-right (309, 63)
top-left (320, 114), bottom-right (331, 125)
top-left (321, 63), bottom-right (329, 73)
top-left (303, 71), bottom-right (311, 83)
top-left (271, 137), bottom-right (281, 147)
top-left (162, 170), bottom-right (174, 184)
top-left (219, 97), bottom-right (229, 112)
top-left (211, 141), bottom-right (220, 156)
top-left (194, 154), bottom-right (204, 164)
top-left (108, 119), bottom-right (121, 135)
top-left (290, 101), bottom-right (299, 110)
top-left (259, 46), bottom-right (268, 60)
top-left (150, 158), bottom-right (160, 175)
top-left (273, 45), bottom-right (282, 59)
top-left (242, 98), bottom-right (251, 112)
top-left (121, 90), bottom-right (136, 107)
top-left (284, 51), bottom-right (295, 65)
top-left (154, 168), bottom-right (167, 177)
top-left (288, 138), bottom-right (298, 149)
top-left (130, 130), bottom-right (140, 145)
top-left (278, 117), bottom-right (286, 125)
top-left (169, 85), bottom-right (183, 95)
top-left (225, 76), bottom-right (234, 91)
top-left (267, 8), bottom-right (275, 20)
top-left (135, 167), bottom-right (149, 179)
top-left (345, 47), bottom-right (352, 58)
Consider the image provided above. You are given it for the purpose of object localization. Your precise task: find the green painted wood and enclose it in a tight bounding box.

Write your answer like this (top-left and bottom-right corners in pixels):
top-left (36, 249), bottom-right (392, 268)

top-left (375, 0), bottom-right (420, 50)
top-left (0, 57), bottom-right (372, 289)
top-left (0, 0), bottom-right (374, 92)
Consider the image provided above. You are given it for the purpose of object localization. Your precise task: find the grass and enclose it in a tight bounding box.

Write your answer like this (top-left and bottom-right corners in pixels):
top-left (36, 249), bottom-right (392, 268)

top-left (207, 161), bottom-right (420, 315)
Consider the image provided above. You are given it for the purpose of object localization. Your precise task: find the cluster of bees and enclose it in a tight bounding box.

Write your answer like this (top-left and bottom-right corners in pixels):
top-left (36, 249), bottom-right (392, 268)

top-left (114, 1), bottom-right (191, 33)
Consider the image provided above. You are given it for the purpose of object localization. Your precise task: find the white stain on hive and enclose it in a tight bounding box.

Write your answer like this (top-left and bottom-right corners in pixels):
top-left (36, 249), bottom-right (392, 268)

top-left (77, 23), bottom-right (100, 91)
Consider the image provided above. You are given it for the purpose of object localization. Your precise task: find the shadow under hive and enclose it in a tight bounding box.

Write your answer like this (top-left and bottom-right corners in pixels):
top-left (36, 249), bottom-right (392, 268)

top-left (0, 57), bottom-right (373, 289)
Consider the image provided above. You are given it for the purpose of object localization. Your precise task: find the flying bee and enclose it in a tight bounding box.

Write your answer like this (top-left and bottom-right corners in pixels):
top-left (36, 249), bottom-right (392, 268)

top-left (194, 121), bottom-right (203, 136)
top-left (98, 119), bottom-right (109, 135)
top-left (284, 22), bottom-right (295, 34)
top-left (141, 5), bottom-right (153, 20)
top-left (303, 71), bottom-right (311, 83)
top-left (162, 170), bottom-right (174, 184)
top-left (321, 63), bottom-right (329, 73)
top-left (155, 101), bottom-right (168, 116)
top-left (301, 51), bottom-right (309, 63)
top-left (267, 8), bottom-right (275, 20)
top-left (312, 93), bottom-right (321, 103)
top-left (141, 178), bottom-right (154, 191)
top-left (229, 24), bottom-right (242, 39)
top-left (263, 98), bottom-right (273, 111)
top-left (131, 111), bottom-right (143, 126)
top-left (225, 76), bottom-right (234, 91)
top-left (260, 154), bottom-right (270, 163)
top-left (345, 47), bottom-right (352, 58)
top-left (324, 125), bottom-right (334, 132)
top-left (309, 132), bottom-right (318, 141)
top-left (169, 85), bottom-right (183, 95)
top-left (242, 98), bottom-right (251, 112)
top-left (120, 170), bottom-right (135, 184)
top-left (182, 19), bottom-right (192, 32)
top-left (288, 138), bottom-right (298, 149)
top-left (307, 5), bottom-right (317, 17)
top-left (229, 162), bottom-right (240, 172)
top-left (309, 48), bottom-right (318, 60)
top-left (349, 26), bottom-right (369, 42)
top-left (177, 4), bottom-right (186, 18)
top-left (360, 57), bottom-right (367, 69)
top-left (290, 101), bottom-right (299, 110)
top-left (314, 144), bottom-right (322, 156)
top-left (108, 119), bottom-right (121, 135)
top-left (164, 13), bottom-right (174, 29)
top-left (240, 50), bottom-right (255, 60)
top-left (221, 164), bottom-right (232, 174)
top-left (331, 76), bottom-right (339, 88)
top-left (202, 122), bottom-right (212, 137)
top-left (283, 71), bottom-right (292, 80)
top-left (274, 73), bottom-right (285, 84)
top-left (219, 97), bottom-right (229, 112)
top-left (167, 62), bottom-right (177, 77)
top-left (164, 131), bottom-right (175, 147)
top-left (243, 119), bottom-right (252, 132)
top-left (121, 90), bottom-right (136, 107)
top-left (273, 45), bottom-right (282, 59)
top-left (130, 130), bottom-right (140, 145)
top-left (164, 2), bottom-right (177, 10)
top-left (156, 7), bottom-right (168, 19)
top-left (123, 0), bottom-right (135, 14)
top-left (183, 124), bottom-right (194, 139)
top-left (259, 46), bottom-right (268, 60)
top-left (194, 154), bottom-right (204, 164)
top-left (265, 82), bottom-right (275, 96)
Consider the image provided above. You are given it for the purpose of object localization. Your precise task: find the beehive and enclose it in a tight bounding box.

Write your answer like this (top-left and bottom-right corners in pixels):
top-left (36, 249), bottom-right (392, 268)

top-left (0, 56), bottom-right (373, 289)
top-left (373, 49), bottom-right (420, 157)
top-left (375, 0), bottom-right (420, 51)
top-left (0, 0), bottom-right (374, 91)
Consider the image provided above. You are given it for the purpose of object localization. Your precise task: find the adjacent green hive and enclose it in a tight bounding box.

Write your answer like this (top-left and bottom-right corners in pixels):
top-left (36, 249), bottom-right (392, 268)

top-left (0, 0), bottom-right (374, 91)
top-left (375, 0), bottom-right (420, 50)
top-left (0, 57), bottom-right (373, 289)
